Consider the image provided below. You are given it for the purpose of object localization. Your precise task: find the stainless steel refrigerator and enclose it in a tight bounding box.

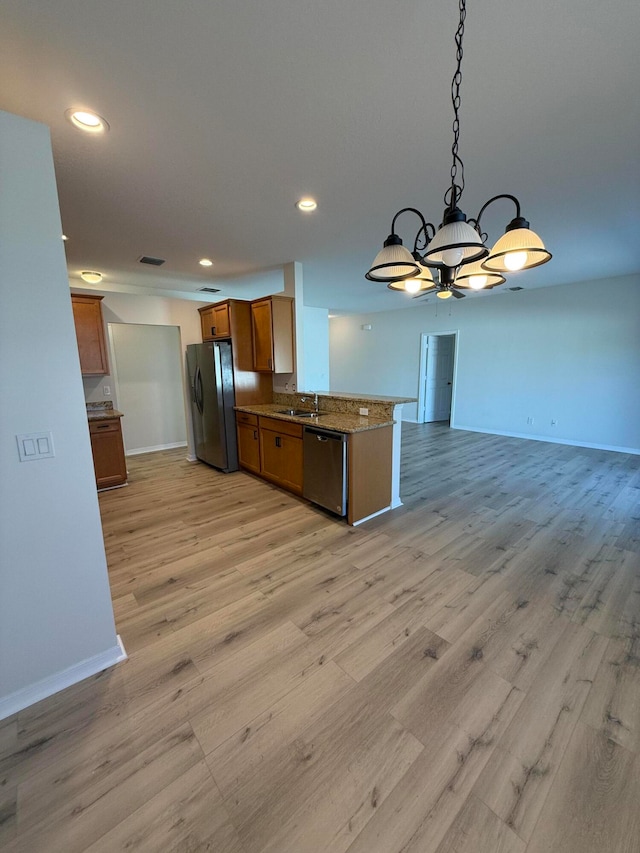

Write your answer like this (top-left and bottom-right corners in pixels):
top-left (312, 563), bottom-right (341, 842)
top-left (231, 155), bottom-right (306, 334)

top-left (186, 341), bottom-right (239, 472)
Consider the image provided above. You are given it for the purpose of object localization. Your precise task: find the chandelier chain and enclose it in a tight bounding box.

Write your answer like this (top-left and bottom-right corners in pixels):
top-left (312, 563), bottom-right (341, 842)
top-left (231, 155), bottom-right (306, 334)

top-left (445, 0), bottom-right (466, 211)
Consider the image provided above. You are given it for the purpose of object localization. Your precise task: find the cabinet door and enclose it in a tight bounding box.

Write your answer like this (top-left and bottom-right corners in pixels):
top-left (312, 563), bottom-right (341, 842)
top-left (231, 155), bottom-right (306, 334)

top-left (237, 422), bottom-right (261, 474)
top-left (200, 307), bottom-right (216, 341)
top-left (89, 419), bottom-right (127, 488)
top-left (212, 304), bottom-right (231, 338)
top-left (71, 295), bottom-right (109, 375)
top-left (251, 299), bottom-right (274, 371)
top-left (259, 428), bottom-right (303, 495)
top-left (200, 303), bottom-right (231, 340)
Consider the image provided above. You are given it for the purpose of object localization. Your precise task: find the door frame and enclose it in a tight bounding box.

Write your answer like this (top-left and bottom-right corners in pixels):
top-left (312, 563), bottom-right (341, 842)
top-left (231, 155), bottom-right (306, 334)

top-left (417, 330), bottom-right (460, 425)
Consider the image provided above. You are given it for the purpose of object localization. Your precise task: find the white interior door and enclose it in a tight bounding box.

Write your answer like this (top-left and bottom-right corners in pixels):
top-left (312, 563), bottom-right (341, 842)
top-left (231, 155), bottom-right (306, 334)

top-left (424, 336), bottom-right (439, 421)
top-left (421, 333), bottom-right (456, 423)
top-left (432, 335), bottom-right (454, 421)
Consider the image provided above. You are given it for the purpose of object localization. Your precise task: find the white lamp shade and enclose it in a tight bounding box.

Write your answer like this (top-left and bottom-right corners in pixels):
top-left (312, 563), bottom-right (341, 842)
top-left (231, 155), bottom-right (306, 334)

top-left (455, 258), bottom-right (506, 290)
top-left (388, 276), bottom-right (435, 293)
top-left (423, 219), bottom-right (488, 267)
top-left (366, 242), bottom-right (419, 281)
top-left (482, 228), bottom-right (552, 273)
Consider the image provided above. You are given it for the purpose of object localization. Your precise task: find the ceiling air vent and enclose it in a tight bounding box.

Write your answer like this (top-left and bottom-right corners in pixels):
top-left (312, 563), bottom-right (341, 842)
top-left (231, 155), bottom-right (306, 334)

top-left (198, 287), bottom-right (221, 294)
top-left (509, 286), bottom-right (524, 291)
top-left (138, 255), bottom-right (166, 266)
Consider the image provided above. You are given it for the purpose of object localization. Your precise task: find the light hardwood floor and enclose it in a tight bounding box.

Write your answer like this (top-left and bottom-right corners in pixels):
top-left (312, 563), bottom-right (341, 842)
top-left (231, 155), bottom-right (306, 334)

top-left (2, 423), bottom-right (640, 852)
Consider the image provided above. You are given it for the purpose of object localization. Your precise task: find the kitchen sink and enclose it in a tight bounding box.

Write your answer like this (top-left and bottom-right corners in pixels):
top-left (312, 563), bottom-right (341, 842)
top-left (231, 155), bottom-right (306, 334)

top-left (276, 409), bottom-right (323, 418)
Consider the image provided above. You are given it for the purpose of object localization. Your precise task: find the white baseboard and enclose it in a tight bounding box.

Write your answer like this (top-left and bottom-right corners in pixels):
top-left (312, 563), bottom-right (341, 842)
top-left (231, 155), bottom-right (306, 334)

top-left (0, 635), bottom-right (127, 722)
top-left (452, 424), bottom-right (640, 455)
top-left (352, 505), bottom-right (392, 526)
top-left (125, 441), bottom-right (187, 457)
top-left (186, 453), bottom-right (197, 462)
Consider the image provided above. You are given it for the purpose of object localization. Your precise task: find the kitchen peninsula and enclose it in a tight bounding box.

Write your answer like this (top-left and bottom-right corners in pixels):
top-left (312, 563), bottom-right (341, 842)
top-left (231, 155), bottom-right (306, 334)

top-left (235, 391), bottom-right (414, 525)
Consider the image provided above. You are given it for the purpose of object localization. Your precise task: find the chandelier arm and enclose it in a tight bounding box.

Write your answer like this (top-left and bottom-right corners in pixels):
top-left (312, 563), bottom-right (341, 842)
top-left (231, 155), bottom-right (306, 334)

top-left (413, 221), bottom-right (436, 253)
top-left (390, 207), bottom-right (429, 237)
top-left (446, 0), bottom-right (467, 212)
top-left (474, 194), bottom-right (523, 230)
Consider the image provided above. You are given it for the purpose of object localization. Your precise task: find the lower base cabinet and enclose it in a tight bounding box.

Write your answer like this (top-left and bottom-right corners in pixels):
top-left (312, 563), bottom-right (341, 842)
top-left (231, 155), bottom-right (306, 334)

top-left (89, 418), bottom-right (127, 489)
top-left (237, 415), bottom-right (303, 496)
top-left (259, 418), bottom-right (303, 496)
top-left (236, 412), bottom-right (393, 524)
top-left (236, 413), bottom-right (261, 475)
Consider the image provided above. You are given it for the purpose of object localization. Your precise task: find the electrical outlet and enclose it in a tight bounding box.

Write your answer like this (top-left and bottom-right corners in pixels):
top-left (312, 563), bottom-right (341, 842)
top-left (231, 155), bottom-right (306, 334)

top-left (551, 418), bottom-right (558, 426)
top-left (526, 416), bottom-right (534, 425)
top-left (103, 385), bottom-right (111, 396)
top-left (359, 407), bottom-right (369, 416)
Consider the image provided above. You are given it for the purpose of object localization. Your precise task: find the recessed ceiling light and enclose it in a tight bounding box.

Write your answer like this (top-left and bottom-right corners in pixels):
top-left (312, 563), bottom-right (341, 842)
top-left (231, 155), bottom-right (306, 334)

top-left (80, 271), bottom-right (103, 284)
top-left (296, 198), bottom-right (317, 213)
top-left (199, 258), bottom-right (213, 267)
top-left (65, 109), bottom-right (110, 133)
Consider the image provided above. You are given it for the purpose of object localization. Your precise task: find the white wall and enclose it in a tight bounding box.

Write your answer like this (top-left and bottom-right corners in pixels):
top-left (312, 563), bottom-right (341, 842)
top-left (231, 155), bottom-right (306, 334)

top-left (302, 306), bottom-right (330, 393)
top-left (0, 111), bottom-right (120, 718)
top-left (80, 290), bottom-right (205, 459)
top-left (109, 324), bottom-right (186, 454)
top-left (81, 290), bottom-right (204, 404)
top-left (330, 275), bottom-right (640, 453)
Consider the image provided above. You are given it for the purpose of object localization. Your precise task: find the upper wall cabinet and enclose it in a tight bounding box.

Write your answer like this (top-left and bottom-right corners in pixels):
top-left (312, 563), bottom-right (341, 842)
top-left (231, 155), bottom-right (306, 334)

top-left (251, 296), bottom-right (294, 373)
top-left (71, 293), bottom-right (109, 375)
top-left (199, 302), bottom-right (231, 341)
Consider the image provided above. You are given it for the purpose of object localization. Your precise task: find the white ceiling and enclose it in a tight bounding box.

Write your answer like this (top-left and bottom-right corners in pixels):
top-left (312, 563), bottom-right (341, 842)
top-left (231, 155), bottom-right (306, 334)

top-left (1, 0), bottom-right (639, 313)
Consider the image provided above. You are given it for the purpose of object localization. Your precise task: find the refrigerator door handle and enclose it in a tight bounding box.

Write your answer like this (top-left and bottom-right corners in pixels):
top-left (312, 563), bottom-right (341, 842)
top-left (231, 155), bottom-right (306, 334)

top-left (212, 343), bottom-right (226, 415)
top-left (195, 365), bottom-right (204, 413)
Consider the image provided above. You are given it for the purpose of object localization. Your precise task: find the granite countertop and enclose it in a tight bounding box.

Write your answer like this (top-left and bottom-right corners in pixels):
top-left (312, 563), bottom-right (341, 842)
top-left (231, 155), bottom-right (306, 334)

top-left (311, 391), bottom-right (416, 405)
top-left (234, 403), bottom-right (394, 434)
top-left (86, 401), bottom-right (124, 420)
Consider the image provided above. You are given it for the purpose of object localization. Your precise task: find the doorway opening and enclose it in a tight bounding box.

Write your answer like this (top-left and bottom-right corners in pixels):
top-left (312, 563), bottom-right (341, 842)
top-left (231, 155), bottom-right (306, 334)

top-left (417, 331), bottom-right (458, 424)
top-left (107, 323), bottom-right (188, 455)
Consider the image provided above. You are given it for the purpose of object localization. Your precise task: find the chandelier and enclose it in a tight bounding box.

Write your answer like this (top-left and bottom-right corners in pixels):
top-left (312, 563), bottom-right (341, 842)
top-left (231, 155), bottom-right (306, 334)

top-left (366, 0), bottom-right (551, 300)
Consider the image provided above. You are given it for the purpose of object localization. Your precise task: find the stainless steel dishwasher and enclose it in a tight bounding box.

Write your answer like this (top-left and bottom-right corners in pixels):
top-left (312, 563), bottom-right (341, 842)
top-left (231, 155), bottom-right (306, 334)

top-left (303, 426), bottom-right (347, 516)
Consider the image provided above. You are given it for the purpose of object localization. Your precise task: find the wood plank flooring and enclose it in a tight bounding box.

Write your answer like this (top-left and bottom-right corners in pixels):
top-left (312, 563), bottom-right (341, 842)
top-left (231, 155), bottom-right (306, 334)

top-left (2, 422), bottom-right (640, 852)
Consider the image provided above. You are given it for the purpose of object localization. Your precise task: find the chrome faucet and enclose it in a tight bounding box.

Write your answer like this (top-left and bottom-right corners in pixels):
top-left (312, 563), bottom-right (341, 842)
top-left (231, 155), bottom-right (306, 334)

top-left (300, 392), bottom-right (319, 413)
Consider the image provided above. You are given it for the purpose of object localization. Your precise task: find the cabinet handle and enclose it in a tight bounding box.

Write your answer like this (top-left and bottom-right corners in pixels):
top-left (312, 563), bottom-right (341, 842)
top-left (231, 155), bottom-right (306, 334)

top-left (96, 424), bottom-right (110, 429)
top-left (268, 357), bottom-right (273, 370)
top-left (253, 430), bottom-right (258, 440)
top-left (275, 436), bottom-right (281, 448)
top-left (211, 326), bottom-right (216, 336)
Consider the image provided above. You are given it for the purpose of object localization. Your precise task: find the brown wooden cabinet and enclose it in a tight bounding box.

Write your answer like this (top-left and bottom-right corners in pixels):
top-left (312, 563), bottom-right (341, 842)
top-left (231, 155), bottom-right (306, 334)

top-left (199, 302), bottom-right (231, 340)
top-left (236, 412), bottom-right (261, 475)
top-left (257, 416), bottom-right (303, 495)
top-left (347, 426), bottom-right (392, 525)
top-left (89, 418), bottom-right (127, 489)
top-left (251, 296), bottom-right (294, 373)
top-left (71, 294), bottom-right (109, 375)
top-left (198, 299), bottom-right (272, 406)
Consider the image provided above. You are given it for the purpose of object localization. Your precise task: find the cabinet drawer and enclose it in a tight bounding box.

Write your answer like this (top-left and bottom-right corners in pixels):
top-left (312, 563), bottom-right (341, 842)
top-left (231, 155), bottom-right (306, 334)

top-left (89, 418), bottom-right (121, 434)
top-left (259, 416), bottom-right (303, 439)
top-left (236, 411), bottom-right (258, 427)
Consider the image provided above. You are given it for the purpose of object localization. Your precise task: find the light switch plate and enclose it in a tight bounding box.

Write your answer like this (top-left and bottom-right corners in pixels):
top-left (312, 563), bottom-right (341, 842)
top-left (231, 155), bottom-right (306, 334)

top-left (16, 431), bottom-right (55, 462)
